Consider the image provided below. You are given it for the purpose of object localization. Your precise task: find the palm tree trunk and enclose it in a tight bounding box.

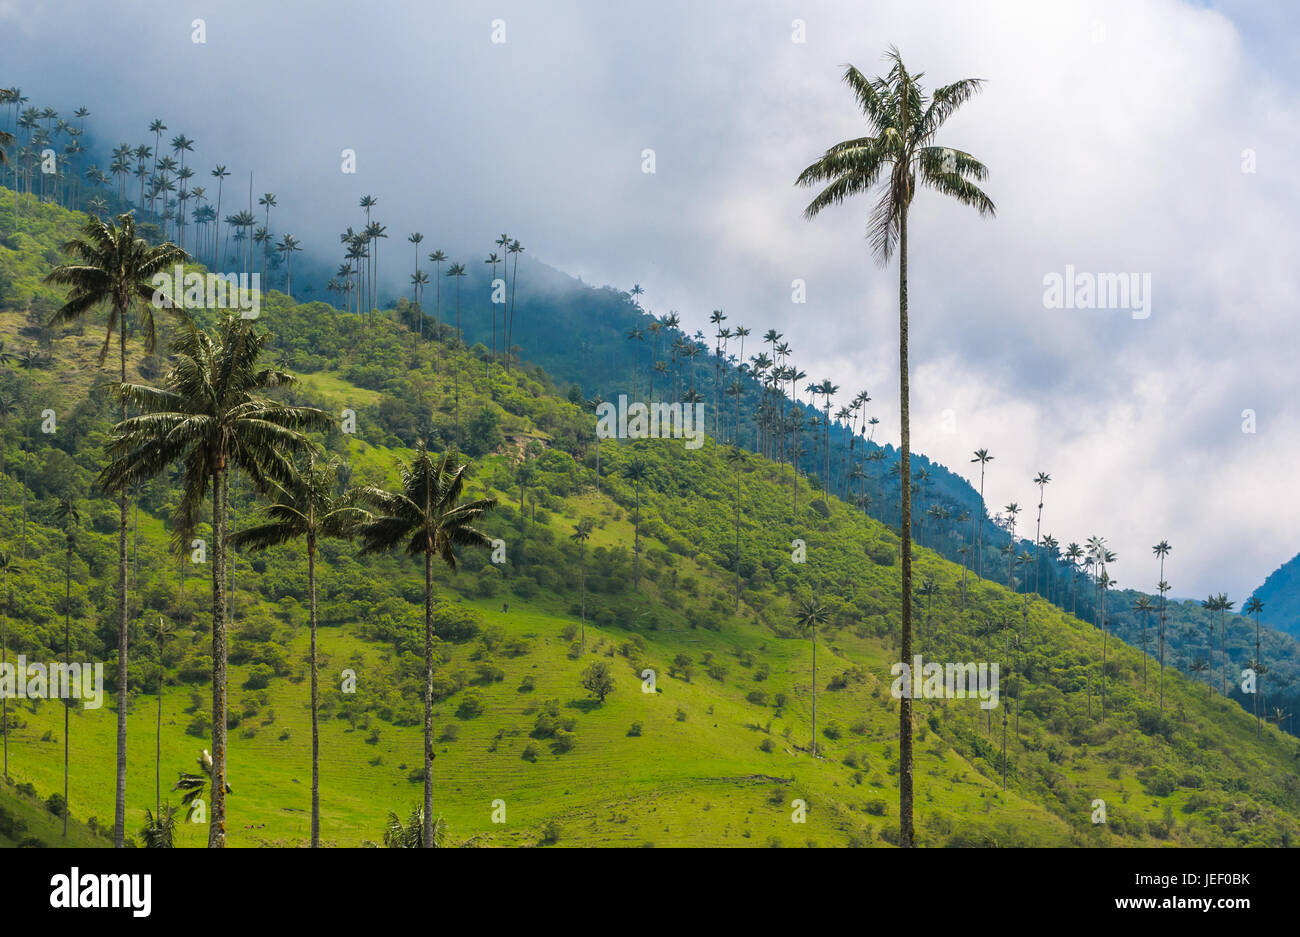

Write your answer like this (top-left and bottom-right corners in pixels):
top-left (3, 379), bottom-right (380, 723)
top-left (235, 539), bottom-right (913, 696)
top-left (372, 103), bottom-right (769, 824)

top-left (897, 205), bottom-right (914, 849)
top-left (209, 464), bottom-right (228, 848)
top-left (156, 633), bottom-right (162, 819)
top-left (422, 546), bottom-right (435, 848)
top-left (309, 538), bottom-right (321, 847)
top-left (114, 323), bottom-right (129, 848)
top-left (811, 629), bottom-right (817, 757)
top-left (64, 547), bottom-right (70, 838)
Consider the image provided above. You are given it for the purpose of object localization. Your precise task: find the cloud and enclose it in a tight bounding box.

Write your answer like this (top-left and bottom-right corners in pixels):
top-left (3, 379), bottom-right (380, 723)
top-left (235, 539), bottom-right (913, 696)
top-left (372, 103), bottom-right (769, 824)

top-left (2, 0), bottom-right (1295, 598)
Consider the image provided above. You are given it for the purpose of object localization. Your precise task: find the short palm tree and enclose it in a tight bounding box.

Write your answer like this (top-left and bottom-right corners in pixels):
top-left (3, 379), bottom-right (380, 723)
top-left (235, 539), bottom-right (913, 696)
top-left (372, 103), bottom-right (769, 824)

top-left (45, 211), bottom-right (188, 848)
top-left (140, 804), bottom-right (179, 848)
top-left (231, 455), bottom-right (364, 847)
top-left (384, 805), bottom-right (446, 848)
top-left (354, 443), bottom-right (496, 848)
top-left (100, 314), bottom-right (330, 846)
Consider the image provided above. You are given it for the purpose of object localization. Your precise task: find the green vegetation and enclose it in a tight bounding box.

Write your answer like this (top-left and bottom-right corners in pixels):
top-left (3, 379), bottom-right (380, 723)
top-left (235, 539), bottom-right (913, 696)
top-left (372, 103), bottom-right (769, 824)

top-left (2, 181), bottom-right (1300, 849)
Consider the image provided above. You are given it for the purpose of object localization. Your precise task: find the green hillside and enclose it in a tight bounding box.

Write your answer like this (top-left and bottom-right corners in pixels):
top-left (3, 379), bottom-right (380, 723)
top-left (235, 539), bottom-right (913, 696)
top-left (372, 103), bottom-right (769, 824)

top-left (2, 190), bottom-right (1299, 848)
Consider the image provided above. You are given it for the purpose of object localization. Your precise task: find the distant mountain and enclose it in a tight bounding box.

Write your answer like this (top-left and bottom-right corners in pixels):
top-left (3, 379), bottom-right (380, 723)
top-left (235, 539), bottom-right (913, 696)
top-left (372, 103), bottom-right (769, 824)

top-left (1250, 553), bottom-right (1300, 639)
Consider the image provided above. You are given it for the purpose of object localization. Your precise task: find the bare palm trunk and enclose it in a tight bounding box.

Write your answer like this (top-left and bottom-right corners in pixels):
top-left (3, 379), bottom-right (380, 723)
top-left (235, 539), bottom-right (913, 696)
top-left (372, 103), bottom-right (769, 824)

top-left (422, 546), bottom-right (435, 848)
top-left (155, 632), bottom-right (162, 818)
top-left (209, 465), bottom-right (228, 848)
top-left (811, 629), bottom-right (817, 757)
top-left (898, 206), bottom-right (915, 849)
top-left (64, 548), bottom-right (70, 838)
top-left (309, 538), bottom-right (320, 848)
top-left (114, 324), bottom-right (129, 848)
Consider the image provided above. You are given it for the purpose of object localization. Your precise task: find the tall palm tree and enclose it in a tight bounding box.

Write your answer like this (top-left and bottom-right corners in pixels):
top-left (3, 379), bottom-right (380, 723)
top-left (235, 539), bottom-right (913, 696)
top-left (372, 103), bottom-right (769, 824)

top-left (354, 443), bottom-right (496, 848)
top-left (447, 262), bottom-right (467, 344)
top-left (1031, 471), bottom-right (1050, 594)
top-left (1133, 594), bottom-right (1154, 689)
top-left (210, 165), bottom-right (230, 266)
top-left (485, 251), bottom-right (501, 358)
top-left (427, 250), bottom-right (447, 339)
top-left (623, 458), bottom-right (648, 591)
top-left (1153, 540), bottom-right (1171, 712)
top-left (275, 234), bottom-right (301, 298)
top-left (147, 119), bottom-right (166, 216)
top-left (1244, 596), bottom-right (1264, 734)
top-left (55, 496), bottom-right (80, 838)
top-left (506, 239), bottom-right (524, 366)
top-left (143, 617), bottom-right (176, 818)
top-left (45, 212), bottom-right (188, 848)
top-left (970, 449), bottom-right (993, 578)
top-left (100, 313), bottom-right (331, 847)
top-left (1217, 593), bottom-right (1234, 696)
top-left (571, 518), bottom-right (594, 651)
top-left (0, 550), bottom-right (18, 781)
top-left (795, 598), bottom-right (829, 756)
top-left (1002, 502), bottom-right (1020, 588)
top-left (725, 446), bottom-right (746, 610)
top-left (232, 455), bottom-right (363, 847)
top-left (797, 51), bottom-right (995, 844)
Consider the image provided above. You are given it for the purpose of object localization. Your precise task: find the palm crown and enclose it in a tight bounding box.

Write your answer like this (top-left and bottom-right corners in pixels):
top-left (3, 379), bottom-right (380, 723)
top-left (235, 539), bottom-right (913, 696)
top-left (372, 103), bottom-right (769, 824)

top-left (796, 47), bottom-right (995, 262)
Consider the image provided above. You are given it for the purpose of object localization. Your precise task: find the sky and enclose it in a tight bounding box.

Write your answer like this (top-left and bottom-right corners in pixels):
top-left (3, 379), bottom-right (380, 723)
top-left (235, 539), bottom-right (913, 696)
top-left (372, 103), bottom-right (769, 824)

top-left (3, 0), bottom-right (1297, 604)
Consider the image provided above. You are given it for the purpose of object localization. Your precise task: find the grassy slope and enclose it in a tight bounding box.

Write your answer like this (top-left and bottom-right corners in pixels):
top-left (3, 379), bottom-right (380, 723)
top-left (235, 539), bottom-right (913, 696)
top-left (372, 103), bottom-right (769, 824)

top-left (2, 189), bottom-right (1298, 848)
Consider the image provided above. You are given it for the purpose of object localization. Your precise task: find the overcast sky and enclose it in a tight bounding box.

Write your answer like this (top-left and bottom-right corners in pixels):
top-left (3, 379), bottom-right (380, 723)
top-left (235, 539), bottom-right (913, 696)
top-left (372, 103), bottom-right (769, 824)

top-left (3, 0), bottom-right (1297, 604)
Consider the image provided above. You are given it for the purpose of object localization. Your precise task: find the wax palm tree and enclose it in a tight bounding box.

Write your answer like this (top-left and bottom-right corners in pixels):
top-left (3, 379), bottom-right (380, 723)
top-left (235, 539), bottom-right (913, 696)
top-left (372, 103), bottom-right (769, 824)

top-left (353, 443), bottom-right (496, 848)
top-left (100, 314), bottom-right (330, 847)
top-left (798, 49), bottom-right (994, 846)
top-left (1245, 596), bottom-right (1264, 733)
top-left (210, 165), bottom-right (230, 265)
top-left (1152, 540), bottom-right (1171, 711)
top-left (55, 495), bottom-right (80, 838)
top-left (1133, 595), bottom-right (1154, 689)
top-left (1031, 471), bottom-right (1050, 594)
top-left (45, 211), bottom-right (188, 848)
top-left (485, 251), bottom-right (507, 359)
top-left (626, 326), bottom-right (645, 398)
top-left (427, 250), bottom-right (447, 339)
top-left (724, 446), bottom-right (747, 610)
top-left (142, 616), bottom-right (176, 818)
top-left (275, 234), bottom-right (301, 298)
top-left (1186, 656), bottom-right (1209, 694)
top-left (571, 518), bottom-right (594, 651)
top-left (232, 455), bottom-right (364, 847)
top-left (506, 239), bottom-right (524, 366)
top-left (795, 598), bottom-right (830, 756)
top-left (447, 262), bottom-right (467, 344)
top-left (147, 119), bottom-right (166, 215)
top-left (1217, 593), bottom-right (1234, 696)
top-left (623, 458), bottom-right (648, 591)
top-left (0, 550), bottom-right (17, 781)
top-left (970, 449), bottom-right (993, 578)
